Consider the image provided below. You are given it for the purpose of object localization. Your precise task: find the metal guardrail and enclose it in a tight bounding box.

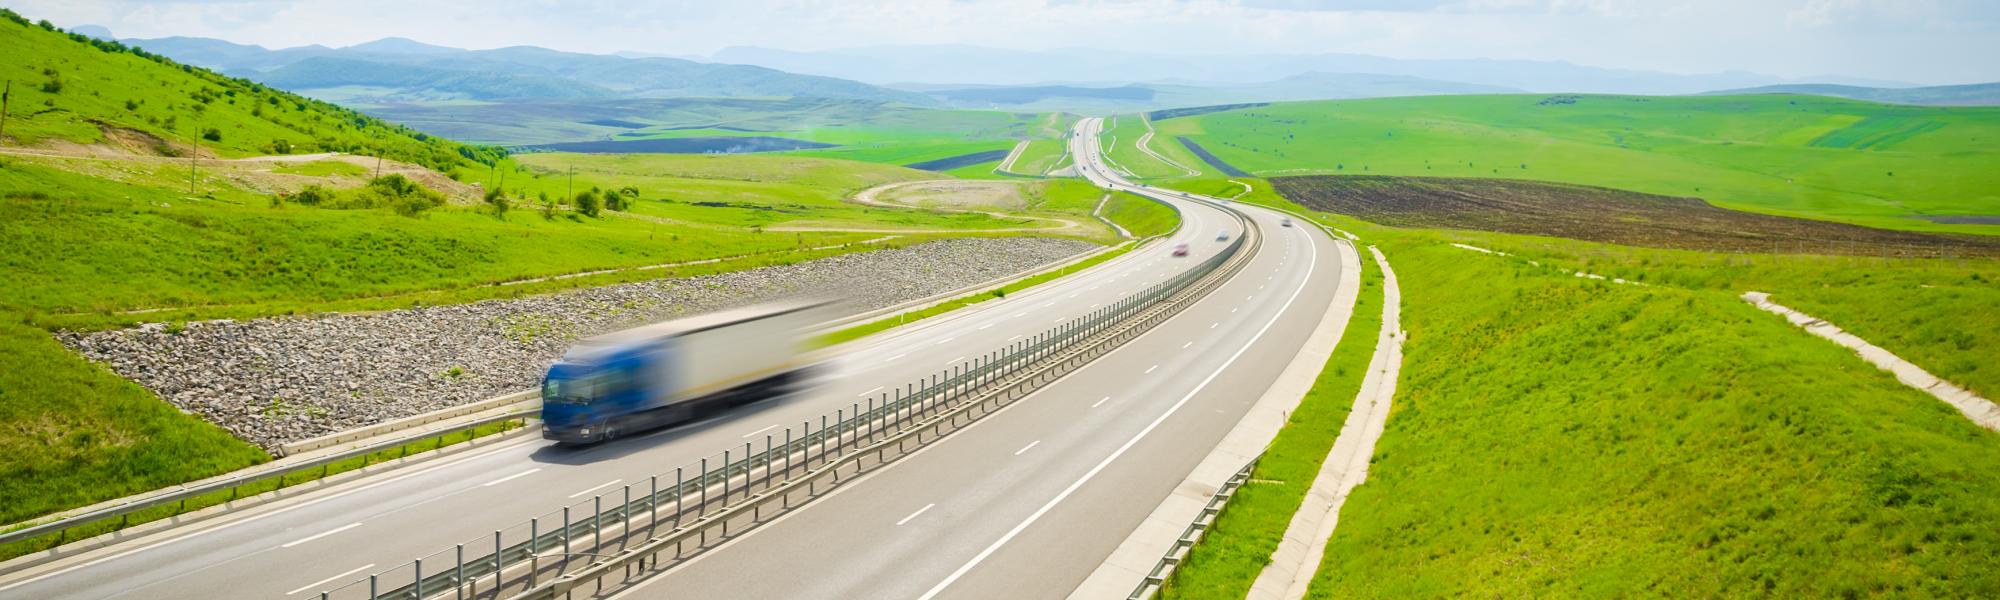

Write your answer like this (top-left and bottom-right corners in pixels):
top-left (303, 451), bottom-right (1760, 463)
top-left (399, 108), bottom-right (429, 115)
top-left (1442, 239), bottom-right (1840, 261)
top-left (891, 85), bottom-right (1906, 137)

top-left (0, 409), bottom-right (537, 552)
top-left (1127, 458), bottom-right (1260, 600)
top-left (311, 204), bottom-right (1257, 600)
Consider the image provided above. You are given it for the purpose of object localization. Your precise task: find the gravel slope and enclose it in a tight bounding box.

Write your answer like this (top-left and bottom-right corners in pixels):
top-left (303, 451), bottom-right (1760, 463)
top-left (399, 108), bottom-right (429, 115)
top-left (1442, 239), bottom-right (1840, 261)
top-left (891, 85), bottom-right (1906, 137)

top-left (64, 238), bottom-right (1096, 450)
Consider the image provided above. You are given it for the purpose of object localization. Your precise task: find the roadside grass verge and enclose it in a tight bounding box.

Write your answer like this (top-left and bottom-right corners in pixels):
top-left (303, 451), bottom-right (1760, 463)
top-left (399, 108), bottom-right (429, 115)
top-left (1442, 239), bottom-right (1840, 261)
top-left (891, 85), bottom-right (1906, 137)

top-left (1102, 191), bottom-right (1180, 238)
top-left (1102, 114), bottom-right (1206, 179)
top-left (0, 396), bottom-right (526, 562)
top-left (1300, 228), bottom-right (2000, 597)
top-left (1158, 242), bottom-right (1381, 599)
top-left (0, 315), bottom-right (268, 528)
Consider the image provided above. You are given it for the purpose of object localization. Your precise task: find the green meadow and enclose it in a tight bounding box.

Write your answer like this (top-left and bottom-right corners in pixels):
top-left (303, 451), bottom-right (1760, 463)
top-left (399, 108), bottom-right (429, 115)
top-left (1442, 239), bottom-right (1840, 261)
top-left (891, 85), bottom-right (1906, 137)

top-left (1308, 226), bottom-right (2000, 597)
top-left (1144, 95), bottom-right (2000, 234)
top-left (1187, 186), bottom-right (2000, 597)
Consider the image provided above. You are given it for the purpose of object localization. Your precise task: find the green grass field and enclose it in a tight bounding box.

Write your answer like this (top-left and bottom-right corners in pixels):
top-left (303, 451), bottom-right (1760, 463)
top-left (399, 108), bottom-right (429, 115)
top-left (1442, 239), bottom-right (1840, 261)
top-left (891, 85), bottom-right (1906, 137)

top-left (1102, 114), bottom-right (1209, 179)
top-left (1300, 227), bottom-right (2000, 597)
top-left (1008, 138), bottom-right (1069, 175)
top-left (1186, 186), bottom-right (2000, 596)
top-left (1146, 95), bottom-right (2000, 234)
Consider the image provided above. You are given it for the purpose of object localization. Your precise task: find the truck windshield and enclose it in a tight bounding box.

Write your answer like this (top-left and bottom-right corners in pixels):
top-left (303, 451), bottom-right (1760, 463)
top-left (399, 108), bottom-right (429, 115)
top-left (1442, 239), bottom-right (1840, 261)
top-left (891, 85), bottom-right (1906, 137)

top-left (543, 374), bottom-right (598, 405)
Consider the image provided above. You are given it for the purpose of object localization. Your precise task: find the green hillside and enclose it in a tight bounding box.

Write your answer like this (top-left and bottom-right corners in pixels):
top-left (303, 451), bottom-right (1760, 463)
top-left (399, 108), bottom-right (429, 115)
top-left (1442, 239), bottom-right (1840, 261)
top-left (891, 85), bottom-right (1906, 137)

top-left (1144, 94), bottom-right (2000, 234)
top-left (0, 11), bottom-right (500, 170)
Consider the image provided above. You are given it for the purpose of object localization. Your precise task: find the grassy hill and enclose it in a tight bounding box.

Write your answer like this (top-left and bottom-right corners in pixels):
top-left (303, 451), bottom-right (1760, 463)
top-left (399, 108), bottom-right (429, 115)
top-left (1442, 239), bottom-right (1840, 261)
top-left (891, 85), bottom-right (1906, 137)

top-left (0, 12), bottom-right (500, 171)
top-left (1139, 94), bottom-right (2000, 234)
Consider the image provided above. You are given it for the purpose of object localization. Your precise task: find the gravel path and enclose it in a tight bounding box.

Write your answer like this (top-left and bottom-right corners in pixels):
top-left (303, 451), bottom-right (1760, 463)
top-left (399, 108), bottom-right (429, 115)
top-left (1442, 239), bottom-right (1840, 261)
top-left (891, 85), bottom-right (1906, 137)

top-left (63, 238), bottom-right (1096, 450)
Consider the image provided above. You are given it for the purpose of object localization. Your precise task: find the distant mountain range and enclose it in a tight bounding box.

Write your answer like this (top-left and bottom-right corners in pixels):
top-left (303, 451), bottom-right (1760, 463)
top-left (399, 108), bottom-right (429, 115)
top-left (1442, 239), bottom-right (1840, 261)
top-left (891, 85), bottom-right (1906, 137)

top-left (710, 45), bottom-right (1919, 96)
top-left (1701, 83), bottom-right (2000, 106)
top-left (103, 34), bottom-right (938, 106)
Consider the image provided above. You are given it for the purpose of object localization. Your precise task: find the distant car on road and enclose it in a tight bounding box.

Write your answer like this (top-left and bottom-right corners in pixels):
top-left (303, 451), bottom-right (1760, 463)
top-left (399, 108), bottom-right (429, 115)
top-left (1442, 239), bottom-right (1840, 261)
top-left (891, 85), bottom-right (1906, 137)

top-left (1216, 231), bottom-right (1230, 242)
top-left (1280, 218), bottom-right (1293, 227)
top-left (1172, 243), bottom-right (1190, 257)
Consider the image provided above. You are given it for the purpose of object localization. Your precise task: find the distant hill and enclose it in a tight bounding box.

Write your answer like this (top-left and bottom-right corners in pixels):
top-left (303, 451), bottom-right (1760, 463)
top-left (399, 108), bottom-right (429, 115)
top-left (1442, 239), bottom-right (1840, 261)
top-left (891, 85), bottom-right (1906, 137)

top-left (258, 57), bottom-right (615, 101)
top-left (116, 35), bottom-right (939, 106)
top-left (909, 72), bottom-right (1520, 112)
top-left (712, 44), bottom-right (1913, 95)
top-left (0, 12), bottom-right (498, 170)
top-left (1701, 82), bottom-right (2000, 106)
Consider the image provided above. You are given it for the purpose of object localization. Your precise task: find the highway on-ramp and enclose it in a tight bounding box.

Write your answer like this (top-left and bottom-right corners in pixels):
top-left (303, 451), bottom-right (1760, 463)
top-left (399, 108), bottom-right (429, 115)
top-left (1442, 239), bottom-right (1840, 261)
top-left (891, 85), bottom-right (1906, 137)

top-left (0, 126), bottom-right (1240, 600)
top-left (592, 118), bottom-right (1349, 599)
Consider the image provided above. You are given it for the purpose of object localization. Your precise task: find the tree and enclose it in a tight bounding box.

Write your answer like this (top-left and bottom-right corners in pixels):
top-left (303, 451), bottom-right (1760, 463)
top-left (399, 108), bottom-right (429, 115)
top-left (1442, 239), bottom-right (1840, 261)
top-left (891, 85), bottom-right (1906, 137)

top-left (601, 187), bottom-right (625, 212)
top-left (574, 189), bottom-right (601, 217)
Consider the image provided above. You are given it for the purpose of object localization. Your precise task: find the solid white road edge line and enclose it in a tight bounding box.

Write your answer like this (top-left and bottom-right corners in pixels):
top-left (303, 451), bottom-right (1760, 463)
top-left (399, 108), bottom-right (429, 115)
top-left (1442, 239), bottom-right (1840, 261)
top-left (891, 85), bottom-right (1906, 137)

top-left (279, 522), bottom-right (362, 549)
top-left (741, 424), bottom-right (779, 438)
top-left (916, 208), bottom-right (1319, 600)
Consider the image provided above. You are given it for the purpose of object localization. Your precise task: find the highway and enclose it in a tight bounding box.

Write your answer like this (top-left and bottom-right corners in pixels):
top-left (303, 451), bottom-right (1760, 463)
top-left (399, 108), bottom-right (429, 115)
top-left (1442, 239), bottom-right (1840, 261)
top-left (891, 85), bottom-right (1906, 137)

top-left (591, 118), bottom-right (1348, 599)
top-left (0, 123), bottom-right (1249, 599)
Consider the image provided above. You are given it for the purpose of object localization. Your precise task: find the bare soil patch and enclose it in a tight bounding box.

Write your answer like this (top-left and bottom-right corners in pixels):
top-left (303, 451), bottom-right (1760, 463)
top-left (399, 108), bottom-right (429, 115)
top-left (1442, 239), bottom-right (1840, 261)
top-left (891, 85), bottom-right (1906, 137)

top-left (1271, 175), bottom-right (2000, 257)
top-left (878, 180), bottom-right (1027, 210)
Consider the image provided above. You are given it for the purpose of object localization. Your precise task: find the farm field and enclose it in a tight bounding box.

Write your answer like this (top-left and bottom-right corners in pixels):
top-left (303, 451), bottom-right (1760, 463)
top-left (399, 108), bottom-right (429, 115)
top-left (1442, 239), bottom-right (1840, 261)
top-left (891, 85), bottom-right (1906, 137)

top-left (1147, 95), bottom-right (2000, 234)
top-left (1296, 221), bottom-right (2000, 597)
top-left (1270, 175), bottom-right (2000, 257)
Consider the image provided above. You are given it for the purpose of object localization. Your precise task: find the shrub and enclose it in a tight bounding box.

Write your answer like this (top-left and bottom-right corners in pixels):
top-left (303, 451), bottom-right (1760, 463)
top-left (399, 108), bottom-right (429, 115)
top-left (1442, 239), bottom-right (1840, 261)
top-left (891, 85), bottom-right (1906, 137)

top-left (601, 188), bottom-right (626, 212)
top-left (286, 184), bottom-right (334, 206)
top-left (201, 128), bottom-right (222, 142)
top-left (483, 187), bottom-right (509, 218)
top-left (574, 189), bottom-right (601, 217)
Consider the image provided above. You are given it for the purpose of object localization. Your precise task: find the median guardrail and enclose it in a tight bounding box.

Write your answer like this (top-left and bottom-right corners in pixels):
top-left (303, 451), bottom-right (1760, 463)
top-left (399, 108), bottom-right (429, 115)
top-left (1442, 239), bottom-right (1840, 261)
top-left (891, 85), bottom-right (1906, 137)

top-left (311, 202), bottom-right (1259, 600)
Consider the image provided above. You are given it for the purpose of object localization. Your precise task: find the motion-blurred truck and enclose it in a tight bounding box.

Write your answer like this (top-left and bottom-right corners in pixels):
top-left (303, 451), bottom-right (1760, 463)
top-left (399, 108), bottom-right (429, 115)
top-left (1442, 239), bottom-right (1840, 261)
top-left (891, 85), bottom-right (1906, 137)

top-left (540, 301), bottom-right (826, 444)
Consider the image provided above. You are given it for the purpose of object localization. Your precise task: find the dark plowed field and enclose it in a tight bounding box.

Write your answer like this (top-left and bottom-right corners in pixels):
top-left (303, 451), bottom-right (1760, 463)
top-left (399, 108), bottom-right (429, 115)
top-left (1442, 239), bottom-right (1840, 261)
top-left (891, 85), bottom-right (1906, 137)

top-left (906, 149), bottom-right (1010, 172)
top-left (1147, 102), bottom-right (1268, 121)
top-left (1272, 175), bottom-right (2000, 257)
top-left (1177, 137), bottom-right (1250, 177)
top-left (524, 136), bottom-right (833, 154)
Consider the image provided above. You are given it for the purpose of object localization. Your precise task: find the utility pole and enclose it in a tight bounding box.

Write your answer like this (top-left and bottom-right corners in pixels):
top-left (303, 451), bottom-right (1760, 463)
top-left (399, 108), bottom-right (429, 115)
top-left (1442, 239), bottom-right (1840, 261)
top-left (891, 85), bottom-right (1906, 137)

top-left (188, 131), bottom-right (200, 195)
top-left (0, 80), bottom-right (11, 143)
top-left (566, 165), bottom-right (574, 201)
top-left (374, 154), bottom-right (383, 179)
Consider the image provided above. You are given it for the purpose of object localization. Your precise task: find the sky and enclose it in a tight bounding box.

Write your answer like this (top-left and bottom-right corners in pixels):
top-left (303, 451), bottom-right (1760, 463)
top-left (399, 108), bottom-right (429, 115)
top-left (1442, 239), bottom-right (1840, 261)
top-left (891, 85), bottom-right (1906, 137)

top-left (8, 0), bottom-right (1997, 85)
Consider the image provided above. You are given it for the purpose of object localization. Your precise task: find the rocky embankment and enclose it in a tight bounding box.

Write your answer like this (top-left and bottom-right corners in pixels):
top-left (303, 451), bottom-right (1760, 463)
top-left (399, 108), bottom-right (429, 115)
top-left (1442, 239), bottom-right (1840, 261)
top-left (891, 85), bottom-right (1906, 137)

top-left (64, 238), bottom-right (1096, 450)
